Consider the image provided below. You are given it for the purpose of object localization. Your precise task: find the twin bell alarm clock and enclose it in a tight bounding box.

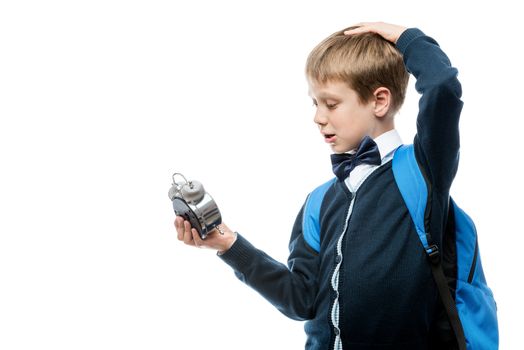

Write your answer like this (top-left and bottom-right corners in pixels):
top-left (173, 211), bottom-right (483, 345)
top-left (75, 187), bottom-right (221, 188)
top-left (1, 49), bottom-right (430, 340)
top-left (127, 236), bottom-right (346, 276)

top-left (168, 173), bottom-right (222, 239)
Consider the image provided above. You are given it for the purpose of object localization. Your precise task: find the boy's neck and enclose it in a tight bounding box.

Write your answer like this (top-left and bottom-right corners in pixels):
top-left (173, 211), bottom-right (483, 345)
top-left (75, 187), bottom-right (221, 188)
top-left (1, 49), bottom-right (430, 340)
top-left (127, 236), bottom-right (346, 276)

top-left (373, 129), bottom-right (402, 159)
top-left (370, 123), bottom-right (395, 140)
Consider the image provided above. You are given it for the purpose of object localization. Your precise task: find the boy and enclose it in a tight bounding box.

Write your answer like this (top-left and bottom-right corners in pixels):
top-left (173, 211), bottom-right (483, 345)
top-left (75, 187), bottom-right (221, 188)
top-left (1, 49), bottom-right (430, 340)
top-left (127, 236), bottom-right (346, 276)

top-left (175, 22), bottom-right (462, 349)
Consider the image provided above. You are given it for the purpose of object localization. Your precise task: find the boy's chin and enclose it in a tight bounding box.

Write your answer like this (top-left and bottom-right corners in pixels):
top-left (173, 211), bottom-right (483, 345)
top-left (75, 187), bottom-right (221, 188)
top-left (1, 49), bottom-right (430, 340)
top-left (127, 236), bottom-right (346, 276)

top-left (330, 144), bottom-right (352, 154)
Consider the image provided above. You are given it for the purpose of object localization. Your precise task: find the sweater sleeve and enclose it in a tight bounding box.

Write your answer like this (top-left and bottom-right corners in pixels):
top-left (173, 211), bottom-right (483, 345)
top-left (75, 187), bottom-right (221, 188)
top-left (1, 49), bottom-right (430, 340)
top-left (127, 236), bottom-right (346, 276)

top-left (397, 28), bottom-right (463, 346)
top-left (396, 28), bottom-right (463, 193)
top-left (218, 205), bottom-right (320, 321)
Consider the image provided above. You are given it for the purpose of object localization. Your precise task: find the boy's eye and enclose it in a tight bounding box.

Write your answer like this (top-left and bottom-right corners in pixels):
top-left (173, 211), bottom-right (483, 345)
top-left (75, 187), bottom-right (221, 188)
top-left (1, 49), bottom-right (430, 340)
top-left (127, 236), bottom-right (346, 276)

top-left (311, 99), bottom-right (337, 109)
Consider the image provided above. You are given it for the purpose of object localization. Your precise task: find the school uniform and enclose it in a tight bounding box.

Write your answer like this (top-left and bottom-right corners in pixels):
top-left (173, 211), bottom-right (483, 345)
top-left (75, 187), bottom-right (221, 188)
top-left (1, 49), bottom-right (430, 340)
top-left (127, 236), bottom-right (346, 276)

top-left (219, 28), bottom-right (462, 350)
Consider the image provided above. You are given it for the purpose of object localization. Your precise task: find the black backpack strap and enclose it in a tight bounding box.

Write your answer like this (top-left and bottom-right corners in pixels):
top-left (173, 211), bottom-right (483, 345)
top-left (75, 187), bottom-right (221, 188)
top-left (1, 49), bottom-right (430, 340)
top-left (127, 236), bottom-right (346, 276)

top-left (427, 245), bottom-right (467, 350)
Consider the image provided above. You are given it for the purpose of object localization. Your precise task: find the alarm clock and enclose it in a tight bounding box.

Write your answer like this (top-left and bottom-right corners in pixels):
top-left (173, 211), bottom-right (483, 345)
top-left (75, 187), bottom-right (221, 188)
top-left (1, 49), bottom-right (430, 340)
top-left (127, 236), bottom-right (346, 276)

top-left (168, 173), bottom-right (222, 239)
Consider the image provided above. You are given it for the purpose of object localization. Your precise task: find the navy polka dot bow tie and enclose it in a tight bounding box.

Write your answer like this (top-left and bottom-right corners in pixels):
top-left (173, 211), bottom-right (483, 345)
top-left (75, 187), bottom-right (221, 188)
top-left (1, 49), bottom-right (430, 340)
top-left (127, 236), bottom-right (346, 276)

top-left (330, 136), bottom-right (382, 180)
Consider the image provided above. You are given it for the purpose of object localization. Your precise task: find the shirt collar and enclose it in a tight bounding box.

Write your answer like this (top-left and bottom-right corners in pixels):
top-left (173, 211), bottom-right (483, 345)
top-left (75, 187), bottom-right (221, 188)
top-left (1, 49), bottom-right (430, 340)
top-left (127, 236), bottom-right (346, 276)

top-left (374, 129), bottom-right (403, 160)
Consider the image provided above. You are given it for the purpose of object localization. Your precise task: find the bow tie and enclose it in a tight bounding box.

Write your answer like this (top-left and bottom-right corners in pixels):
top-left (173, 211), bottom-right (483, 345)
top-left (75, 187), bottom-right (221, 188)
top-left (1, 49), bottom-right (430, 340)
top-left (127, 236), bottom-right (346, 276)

top-left (330, 136), bottom-right (382, 180)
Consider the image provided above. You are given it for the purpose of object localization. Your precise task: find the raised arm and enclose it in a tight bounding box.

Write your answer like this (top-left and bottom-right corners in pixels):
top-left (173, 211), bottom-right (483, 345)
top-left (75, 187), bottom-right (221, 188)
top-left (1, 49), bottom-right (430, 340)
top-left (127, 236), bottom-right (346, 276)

top-left (346, 22), bottom-right (462, 191)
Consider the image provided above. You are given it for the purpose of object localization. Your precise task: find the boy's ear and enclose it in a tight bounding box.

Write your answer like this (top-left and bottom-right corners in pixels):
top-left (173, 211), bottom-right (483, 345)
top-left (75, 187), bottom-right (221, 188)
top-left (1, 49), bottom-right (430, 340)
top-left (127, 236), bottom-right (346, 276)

top-left (373, 87), bottom-right (392, 118)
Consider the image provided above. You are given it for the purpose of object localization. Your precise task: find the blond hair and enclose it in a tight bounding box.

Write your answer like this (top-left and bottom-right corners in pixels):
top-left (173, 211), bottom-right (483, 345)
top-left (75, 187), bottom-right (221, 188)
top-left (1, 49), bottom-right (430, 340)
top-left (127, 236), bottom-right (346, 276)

top-left (306, 27), bottom-right (409, 113)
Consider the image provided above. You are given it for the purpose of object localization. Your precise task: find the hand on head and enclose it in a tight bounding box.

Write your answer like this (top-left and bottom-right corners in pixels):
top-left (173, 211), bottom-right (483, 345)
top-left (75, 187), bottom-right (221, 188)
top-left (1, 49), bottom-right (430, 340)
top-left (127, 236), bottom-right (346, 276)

top-left (344, 22), bottom-right (407, 44)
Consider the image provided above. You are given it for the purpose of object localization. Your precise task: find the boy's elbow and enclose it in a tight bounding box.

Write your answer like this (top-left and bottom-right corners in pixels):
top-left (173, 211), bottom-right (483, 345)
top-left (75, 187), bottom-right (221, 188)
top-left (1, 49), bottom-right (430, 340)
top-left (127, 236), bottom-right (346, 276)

top-left (277, 303), bottom-right (315, 321)
top-left (276, 276), bottom-right (317, 321)
top-left (416, 67), bottom-right (462, 99)
top-left (447, 74), bottom-right (462, 100)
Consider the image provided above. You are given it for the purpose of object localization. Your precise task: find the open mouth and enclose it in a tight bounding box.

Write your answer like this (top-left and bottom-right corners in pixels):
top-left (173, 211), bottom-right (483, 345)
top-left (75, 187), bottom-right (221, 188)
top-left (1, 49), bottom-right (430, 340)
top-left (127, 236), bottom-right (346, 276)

top-left (324, 134), bottom-right (336, 143)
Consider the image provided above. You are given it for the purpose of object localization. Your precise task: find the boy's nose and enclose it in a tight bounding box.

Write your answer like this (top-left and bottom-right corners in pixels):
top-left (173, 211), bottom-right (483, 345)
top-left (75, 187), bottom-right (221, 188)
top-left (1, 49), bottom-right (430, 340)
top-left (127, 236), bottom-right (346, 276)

top-left (314, 110), bottom-right (328, 126)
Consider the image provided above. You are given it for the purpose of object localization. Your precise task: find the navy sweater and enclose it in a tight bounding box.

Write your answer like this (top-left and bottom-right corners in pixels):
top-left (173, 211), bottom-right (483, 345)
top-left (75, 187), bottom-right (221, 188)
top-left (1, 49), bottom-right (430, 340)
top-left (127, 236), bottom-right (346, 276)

top-left (220, 28), bottom-right (462, 349)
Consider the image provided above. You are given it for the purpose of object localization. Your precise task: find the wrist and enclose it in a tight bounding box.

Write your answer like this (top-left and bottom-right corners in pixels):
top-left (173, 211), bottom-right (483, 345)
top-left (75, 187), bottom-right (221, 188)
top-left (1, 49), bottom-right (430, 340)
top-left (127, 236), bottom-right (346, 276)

top-left (217, 231), bottom-right (238, 255)
top-left (395, 28), bottom-right (425, 54)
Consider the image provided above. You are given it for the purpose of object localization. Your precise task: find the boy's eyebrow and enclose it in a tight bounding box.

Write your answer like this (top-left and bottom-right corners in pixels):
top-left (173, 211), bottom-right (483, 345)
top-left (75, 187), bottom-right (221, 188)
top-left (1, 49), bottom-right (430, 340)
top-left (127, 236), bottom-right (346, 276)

top-left (309, 91), bottom-right (341, 100)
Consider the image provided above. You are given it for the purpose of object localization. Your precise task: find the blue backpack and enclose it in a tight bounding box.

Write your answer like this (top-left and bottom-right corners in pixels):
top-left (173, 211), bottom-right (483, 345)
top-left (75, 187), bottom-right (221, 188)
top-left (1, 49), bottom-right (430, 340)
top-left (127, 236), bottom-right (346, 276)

top-left (303, 144), bottom-right (498, 349)
top-left (392, 144), bottom-right (498, 349)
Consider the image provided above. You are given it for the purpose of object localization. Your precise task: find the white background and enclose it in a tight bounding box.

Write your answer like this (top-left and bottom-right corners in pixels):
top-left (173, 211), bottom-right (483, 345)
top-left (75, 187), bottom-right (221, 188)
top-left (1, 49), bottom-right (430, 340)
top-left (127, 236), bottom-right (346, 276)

top-left (1, 0), bottom-right (522, 349)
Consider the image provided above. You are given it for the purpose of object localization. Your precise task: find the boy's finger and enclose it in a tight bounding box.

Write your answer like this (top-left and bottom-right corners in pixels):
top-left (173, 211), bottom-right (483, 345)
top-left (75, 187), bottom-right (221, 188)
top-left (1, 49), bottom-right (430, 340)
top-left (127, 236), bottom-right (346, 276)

top-left (191, 229), bottom-right (204, 248)
top-left (174, 217), bottom-right (184, 240)
top-left (344, 25), bottom-right (371, 36)
top-left (344, 28), bottom-right (363, 35)
top-left (183, 220), bottom-right (194, 245)
top-left (344, 22), bottom-right (366, 33)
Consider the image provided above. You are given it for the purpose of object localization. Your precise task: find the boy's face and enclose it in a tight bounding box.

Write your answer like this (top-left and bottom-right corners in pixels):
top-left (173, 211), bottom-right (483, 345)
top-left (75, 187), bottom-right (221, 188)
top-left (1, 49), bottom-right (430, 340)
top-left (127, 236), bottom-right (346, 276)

top-left (308, 79), bottom-right (377, 154)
